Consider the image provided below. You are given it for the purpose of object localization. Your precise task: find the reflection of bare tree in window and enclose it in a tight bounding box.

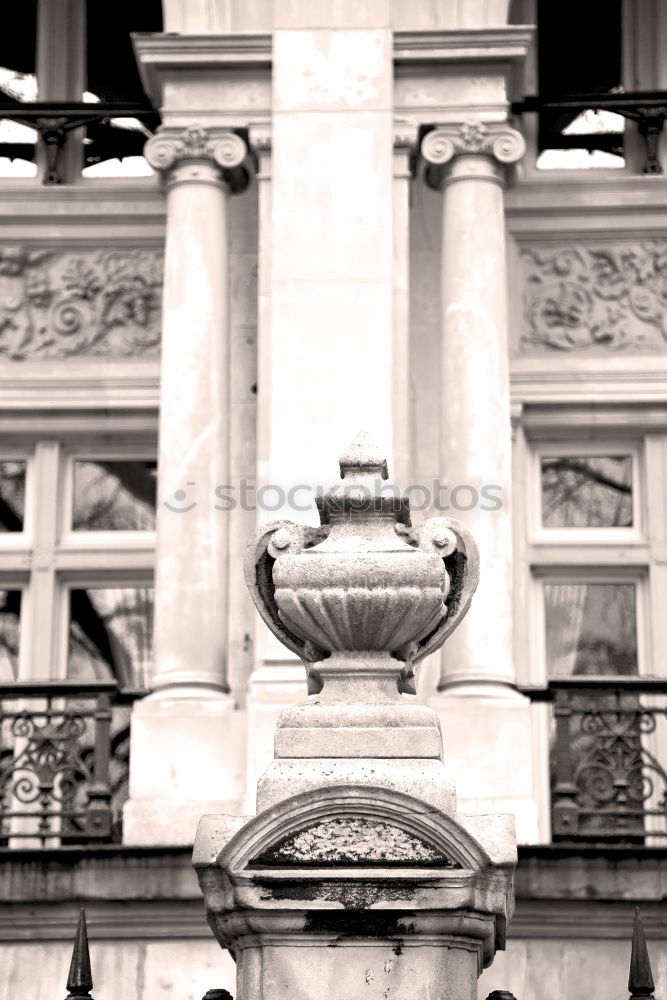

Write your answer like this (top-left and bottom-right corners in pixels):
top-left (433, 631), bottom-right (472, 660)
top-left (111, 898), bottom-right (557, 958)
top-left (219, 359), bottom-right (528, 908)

top-left (0, 462), bottom-right (26, 532)
top-left (541, 456), bottom-right (632, 528)
top-left (0, 591), bottom-right (20, 679)
top-left (69, 587), bottom-right (153, 689)
top-left (73, 461), bottom-right (156, 531)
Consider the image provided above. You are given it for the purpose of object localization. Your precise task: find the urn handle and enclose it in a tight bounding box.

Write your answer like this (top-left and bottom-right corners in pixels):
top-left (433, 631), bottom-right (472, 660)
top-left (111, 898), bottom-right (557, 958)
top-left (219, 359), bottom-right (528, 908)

top-left (244, 521), bottom-right (328, 680)
top-left (394, 516), bottom-right (479, 692)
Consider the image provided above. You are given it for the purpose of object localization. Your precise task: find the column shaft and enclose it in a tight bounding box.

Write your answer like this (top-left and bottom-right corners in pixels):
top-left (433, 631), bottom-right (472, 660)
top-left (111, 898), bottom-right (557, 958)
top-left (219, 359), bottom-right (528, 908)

top-left (153, 163), bottom-right (231, 693)
top-left (439, 156), bottom-right (513, 689)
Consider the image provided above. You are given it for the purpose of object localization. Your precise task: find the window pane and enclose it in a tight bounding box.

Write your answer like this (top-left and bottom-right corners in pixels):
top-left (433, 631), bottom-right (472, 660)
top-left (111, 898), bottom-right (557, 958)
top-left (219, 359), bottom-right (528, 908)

top-left (541, 455), bottom-right (632, 528)
top-left (0, 461), bottom-right (26, 532)
top-left (0, 590), bottom-right (20, 679)
top-left (72, 461), bottom-right (156, 531)
top-left (544, 582), bottom-right (637, 677)
top-left (68, 587), bottom-right (153, 688)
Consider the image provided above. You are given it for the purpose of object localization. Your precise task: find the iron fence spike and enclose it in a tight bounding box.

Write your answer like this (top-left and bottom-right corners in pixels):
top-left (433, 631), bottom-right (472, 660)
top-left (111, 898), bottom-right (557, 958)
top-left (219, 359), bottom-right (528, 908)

top-left (629, 907), bottom-right (655, 998)
top-left (65, 907), bottom-right (93, 999)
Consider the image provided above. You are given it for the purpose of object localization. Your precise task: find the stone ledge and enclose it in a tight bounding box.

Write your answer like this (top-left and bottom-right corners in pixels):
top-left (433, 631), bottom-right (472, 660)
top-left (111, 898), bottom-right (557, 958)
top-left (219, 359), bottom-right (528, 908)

top-left (517, 844), bottom-right (667, 902)
top-left (511, 898), bottom-right (667, 940)
top-left (0, 899), bottom-right (206, 941)
top-left (0, 846), bottom-right (197, 903)
top-left (2, 843), bottom-right (667, 905)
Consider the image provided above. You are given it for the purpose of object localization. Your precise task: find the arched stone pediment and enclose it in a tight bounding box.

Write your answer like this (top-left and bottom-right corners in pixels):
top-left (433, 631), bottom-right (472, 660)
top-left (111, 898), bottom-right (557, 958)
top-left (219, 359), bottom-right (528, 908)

top-left (218, 785), bottom-right (490, 873)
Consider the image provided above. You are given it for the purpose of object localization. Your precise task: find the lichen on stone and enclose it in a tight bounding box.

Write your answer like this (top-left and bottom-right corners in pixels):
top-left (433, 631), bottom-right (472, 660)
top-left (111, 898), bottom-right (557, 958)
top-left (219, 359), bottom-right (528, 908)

top-left (255, 817), bottom-right (459, 866)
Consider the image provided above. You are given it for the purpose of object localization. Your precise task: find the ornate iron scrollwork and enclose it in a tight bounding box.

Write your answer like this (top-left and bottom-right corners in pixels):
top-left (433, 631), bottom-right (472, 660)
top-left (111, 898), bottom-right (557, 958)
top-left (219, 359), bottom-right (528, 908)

top-left (551, 682), bottom-right (667, 842)
top-left (0, 682), bottom-right (132, 846)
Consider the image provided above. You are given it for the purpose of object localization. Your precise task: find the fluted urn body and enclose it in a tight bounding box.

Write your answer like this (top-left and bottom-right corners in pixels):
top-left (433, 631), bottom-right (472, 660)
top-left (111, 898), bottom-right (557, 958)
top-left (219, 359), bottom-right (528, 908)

top-left (245, 435), bottom-right (479, 695)
top-left (273, 513), bottom-right (449, 653)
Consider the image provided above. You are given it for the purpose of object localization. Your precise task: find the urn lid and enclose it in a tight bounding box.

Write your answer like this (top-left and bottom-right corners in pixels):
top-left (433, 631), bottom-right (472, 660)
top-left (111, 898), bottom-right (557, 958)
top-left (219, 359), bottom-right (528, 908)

top-left (315, 431), bottom-right (411, 527)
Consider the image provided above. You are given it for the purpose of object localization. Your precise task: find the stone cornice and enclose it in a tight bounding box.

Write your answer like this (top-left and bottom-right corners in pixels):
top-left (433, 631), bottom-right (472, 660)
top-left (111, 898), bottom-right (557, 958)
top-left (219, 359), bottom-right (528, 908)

top-left (145, 125), bottom-right (252, 191)
top-left (132, 32), bottom-right (272, 106)
top-left (420, 120), bottom-right (525, 188)
top-left (0, 365), bottom-right (160, 412)
top-left (393, 26), bottom-right (534, 65)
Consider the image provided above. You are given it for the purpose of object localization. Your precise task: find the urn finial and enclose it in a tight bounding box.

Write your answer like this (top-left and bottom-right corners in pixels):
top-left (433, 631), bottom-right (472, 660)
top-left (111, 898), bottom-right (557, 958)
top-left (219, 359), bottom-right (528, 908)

top-left (315, 431), bottom-right (410, 527)
top-left (338, 430), bottom-right (388, 479)
top-left (244, 439), bottom-right (479, 696)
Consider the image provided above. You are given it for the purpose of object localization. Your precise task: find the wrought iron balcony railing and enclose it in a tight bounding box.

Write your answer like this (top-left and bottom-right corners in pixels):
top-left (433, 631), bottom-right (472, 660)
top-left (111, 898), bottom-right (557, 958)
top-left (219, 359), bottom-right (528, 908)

top-left (0, 681), bottom-right (142, 847)
top-left (512, 90), bottom-right (667, 174)
top-left (522, 678), bottom-right (667, 844)
top-left (0, 100), bottom-right (160, 183)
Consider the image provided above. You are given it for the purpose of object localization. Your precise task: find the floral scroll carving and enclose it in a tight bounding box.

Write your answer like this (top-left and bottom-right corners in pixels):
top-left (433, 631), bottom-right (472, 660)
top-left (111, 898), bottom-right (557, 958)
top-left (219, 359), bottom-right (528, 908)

top-left (520, 241), bottom-right (667, 352)
top-left (0, 247), bottom-right (163, 359)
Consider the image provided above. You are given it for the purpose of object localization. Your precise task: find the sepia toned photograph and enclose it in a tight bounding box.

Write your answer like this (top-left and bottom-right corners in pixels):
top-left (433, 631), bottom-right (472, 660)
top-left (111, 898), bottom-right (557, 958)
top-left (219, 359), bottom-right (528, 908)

top-left (0, 0), bottom-right (665, 997)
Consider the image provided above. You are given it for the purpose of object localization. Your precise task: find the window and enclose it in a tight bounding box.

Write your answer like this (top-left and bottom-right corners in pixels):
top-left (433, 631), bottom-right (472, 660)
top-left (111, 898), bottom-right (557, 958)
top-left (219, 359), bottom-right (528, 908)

top-left (511, 0), bottom-right (667, 173)
top-left (535, 0), bottom-right (624, 170)
top-left (544, 580), bottom-right (638, 678)
top-left (0, 439), bottom-right (155, 688)
top-left (527, 441), bottom-right (646, 679)
top-left (540, 455), bottom-right (633, 530)
top-left (0, 0), bottom-right (162, 181)
top-left (517, 423), bottom-right (667, 842)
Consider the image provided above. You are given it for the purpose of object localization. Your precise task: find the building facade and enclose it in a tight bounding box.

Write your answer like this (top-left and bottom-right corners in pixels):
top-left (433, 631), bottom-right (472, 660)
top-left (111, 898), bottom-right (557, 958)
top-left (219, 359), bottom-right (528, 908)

top-left (1, 0), bottom-right (667, 997)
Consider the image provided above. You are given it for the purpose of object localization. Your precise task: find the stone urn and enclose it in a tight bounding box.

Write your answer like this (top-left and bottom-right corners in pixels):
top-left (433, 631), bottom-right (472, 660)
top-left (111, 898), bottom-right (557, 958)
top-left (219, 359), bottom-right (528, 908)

top-left (245, 434), bottom-right (479, 695)
top-left (196, 440), bottom-right (516, 1000)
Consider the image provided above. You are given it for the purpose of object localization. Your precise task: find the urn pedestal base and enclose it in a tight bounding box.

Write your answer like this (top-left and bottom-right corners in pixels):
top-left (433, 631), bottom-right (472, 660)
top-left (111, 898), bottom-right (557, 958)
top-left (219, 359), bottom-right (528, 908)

top-left (193, 785), bottom-right (516, 1000)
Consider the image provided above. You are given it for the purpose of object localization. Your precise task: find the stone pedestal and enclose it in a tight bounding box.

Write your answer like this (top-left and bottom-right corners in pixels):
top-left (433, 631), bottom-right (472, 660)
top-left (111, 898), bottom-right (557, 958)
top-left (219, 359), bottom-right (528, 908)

top-left (195, 787), bottom-right (516, 1000)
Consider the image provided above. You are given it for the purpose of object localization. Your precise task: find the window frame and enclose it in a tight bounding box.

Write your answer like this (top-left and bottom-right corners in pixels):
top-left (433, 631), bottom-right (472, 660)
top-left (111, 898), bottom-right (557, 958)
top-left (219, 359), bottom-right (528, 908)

top-left (0, 416), bottom-right (156, 687)
top-left (530, 440), bottom-right (643, 545)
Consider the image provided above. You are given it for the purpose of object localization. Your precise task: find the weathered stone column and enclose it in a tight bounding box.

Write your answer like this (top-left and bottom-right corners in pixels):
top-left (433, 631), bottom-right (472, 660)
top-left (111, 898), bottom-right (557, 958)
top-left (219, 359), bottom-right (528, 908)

top-left (194, 438), bottom-right (516, 1000)
top-left (420, 121), bottom-right (539, 840)
top-left (123, 126), bottom-right (251, 844)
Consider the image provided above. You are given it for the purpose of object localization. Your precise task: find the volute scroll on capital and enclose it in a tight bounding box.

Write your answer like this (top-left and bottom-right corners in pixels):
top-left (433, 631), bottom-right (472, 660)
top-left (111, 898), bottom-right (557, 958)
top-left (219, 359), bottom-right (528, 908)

top-left (144, 125), bottom-right (253, 193)
top-left (244, 433), bottom-right (480, 697)
top-left (420, 119), bottom-right (525, 189)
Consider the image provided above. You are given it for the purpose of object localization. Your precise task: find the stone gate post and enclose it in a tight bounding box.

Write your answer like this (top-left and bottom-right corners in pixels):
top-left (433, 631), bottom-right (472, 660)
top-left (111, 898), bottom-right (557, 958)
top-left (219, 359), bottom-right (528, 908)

top-left (193, 435), bottom-right (517, 1000)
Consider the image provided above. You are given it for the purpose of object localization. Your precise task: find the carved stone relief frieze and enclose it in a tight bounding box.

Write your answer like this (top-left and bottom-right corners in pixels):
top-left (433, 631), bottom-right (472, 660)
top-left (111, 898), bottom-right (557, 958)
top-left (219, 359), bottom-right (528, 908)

top-left (0, 247), bottom-right (163, 359)
top-left (519, 240), bottom-right (667, 352)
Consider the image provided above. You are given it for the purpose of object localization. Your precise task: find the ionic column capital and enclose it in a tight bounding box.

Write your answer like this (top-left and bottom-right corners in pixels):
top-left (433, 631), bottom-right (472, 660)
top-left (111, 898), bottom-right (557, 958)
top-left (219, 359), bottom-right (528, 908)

top-left (420, 119), bottom-right (525, 190)
top-left (145, 125), bottom-right (253, 193)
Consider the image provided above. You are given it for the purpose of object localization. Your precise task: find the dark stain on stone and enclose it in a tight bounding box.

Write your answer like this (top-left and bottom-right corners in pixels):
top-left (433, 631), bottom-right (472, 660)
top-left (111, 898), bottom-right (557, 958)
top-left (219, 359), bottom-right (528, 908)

top-left (304, 909), bottom-right (421, 944)
top-left (257, 878), bottom-right (428, 910)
